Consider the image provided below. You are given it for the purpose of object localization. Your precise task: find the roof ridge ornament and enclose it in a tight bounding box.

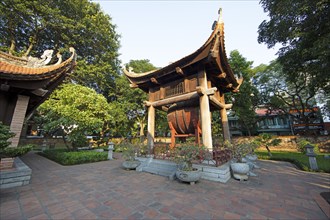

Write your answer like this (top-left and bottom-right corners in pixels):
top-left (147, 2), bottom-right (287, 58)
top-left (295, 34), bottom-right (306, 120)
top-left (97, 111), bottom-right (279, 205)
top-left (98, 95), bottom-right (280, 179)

top-left (212, 7), bottom-right (223, 30)
top-left (218, 7), bottom-right (223, 24)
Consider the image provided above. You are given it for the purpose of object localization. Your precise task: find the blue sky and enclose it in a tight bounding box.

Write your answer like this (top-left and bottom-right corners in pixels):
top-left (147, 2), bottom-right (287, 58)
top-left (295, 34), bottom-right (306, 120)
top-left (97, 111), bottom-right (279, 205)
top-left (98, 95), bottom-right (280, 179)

top-left (94, 0), bottom-right (279, 68)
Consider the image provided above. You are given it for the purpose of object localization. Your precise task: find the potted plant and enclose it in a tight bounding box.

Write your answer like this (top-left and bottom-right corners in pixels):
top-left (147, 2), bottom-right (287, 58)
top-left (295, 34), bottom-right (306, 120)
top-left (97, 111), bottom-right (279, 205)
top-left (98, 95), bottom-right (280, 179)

top-left (120, 141), bottom-right (141, 170)
top-left (0, 122), bottom-right (33, 170)
top-left (225, 141), bottom-right (250, 181)
top-left (172, 143), bottom-right (206, 185)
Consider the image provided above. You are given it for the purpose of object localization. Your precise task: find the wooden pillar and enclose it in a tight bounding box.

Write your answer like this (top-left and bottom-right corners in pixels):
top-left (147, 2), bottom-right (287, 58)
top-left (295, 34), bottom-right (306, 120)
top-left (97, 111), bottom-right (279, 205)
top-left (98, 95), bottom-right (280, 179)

top-left (199, 70), bottom-right (213, 150)
top-left (147, 89), bottom-right (156, 155)
top-left (220, 93), bottom-right (231, 142)
top-left (147, 105), bottom-right (155, 154)
top-left (9, 95), bottom-right (30, 148)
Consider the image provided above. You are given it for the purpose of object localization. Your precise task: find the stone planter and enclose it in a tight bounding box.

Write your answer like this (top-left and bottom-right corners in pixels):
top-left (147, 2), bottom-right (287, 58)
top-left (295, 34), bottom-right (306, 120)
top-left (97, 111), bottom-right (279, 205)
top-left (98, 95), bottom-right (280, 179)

top-left (1, 157), bottom-right (32, 189)
top-left (122, 160), bottom-right (141, 170)
top-left (230, 162), bottom-right (250, 181)
top-left (176, 169), bottom-right (202, 185)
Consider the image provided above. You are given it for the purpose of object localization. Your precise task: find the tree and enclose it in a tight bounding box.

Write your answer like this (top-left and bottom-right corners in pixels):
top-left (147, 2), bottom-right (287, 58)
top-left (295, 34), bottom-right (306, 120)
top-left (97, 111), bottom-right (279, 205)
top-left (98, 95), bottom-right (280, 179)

top-left (258, 0), bottom-right (329, 97)
top-left (38, 84), bottom-right (113, 149)
top-left (227, 50), bottom-right (261, 136)
top-left (255, 60), bottom-right (323, 134)
top-left (254, 133), bottom-right (281, 157)
top-left (114, 60), bottom-right (158, 140)
top-left (0, 0), bottom-right (121, 98)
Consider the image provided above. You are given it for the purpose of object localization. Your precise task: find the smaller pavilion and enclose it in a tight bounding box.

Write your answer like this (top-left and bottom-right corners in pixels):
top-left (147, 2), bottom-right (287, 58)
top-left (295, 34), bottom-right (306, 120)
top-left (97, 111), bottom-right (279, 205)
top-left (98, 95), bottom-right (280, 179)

top-left (0, 48), bottom-right (76, 147)
top-left (124, 9), bottom-right (242, 152)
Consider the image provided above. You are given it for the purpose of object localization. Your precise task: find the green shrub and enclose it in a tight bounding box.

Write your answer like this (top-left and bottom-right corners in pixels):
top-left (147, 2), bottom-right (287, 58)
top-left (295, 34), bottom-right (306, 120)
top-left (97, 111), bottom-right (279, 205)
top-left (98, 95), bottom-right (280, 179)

top-left (39, 149), bottom-right (108, 165)
top-left (256, 150), bottom-right (330, 173)
top-left (0, 145), bottom-right (33, 158)
top-left (297, 139), bottom-right (319, 154)
top-left (0, 122), bottom-right (15, 150)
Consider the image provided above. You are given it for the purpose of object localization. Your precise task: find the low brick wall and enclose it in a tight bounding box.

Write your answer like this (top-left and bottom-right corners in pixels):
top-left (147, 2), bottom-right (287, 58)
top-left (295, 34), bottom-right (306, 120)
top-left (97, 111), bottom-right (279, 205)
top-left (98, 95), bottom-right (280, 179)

top-left (0, 157), bottom-right (32, 189)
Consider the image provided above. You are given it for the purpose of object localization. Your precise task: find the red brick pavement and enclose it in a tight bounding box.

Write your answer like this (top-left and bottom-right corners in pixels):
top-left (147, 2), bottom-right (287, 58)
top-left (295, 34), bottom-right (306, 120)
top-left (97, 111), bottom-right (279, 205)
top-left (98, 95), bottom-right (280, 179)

top-left (1, 152), bottom-right (329, 219)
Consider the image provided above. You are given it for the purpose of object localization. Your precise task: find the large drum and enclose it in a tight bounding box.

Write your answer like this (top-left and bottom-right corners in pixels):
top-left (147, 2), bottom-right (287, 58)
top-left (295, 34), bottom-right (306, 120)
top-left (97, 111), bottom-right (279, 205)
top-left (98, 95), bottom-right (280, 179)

top-left (167, 105), bottom-right (200, 134)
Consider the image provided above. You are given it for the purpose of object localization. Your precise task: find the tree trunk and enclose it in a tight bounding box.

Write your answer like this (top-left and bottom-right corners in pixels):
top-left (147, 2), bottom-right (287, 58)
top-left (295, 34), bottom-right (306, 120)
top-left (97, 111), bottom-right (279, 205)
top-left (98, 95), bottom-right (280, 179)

top-left (265, 145), bottom-right (272, 157)
top-left (139, 122), bottom-right (145, 142)
top-left (62, 136), bottom-right (70, 150)
top-left (24, 42), bottom-right (34, 57)
top-left (9, 39), bottom-right (15, 55)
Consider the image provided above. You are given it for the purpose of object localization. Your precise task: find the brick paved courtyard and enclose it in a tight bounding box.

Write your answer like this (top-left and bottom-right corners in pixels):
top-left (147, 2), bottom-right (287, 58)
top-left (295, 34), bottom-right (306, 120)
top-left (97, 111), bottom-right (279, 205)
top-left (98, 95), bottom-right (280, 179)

top-left (1, 152), bottom-right (329, 219)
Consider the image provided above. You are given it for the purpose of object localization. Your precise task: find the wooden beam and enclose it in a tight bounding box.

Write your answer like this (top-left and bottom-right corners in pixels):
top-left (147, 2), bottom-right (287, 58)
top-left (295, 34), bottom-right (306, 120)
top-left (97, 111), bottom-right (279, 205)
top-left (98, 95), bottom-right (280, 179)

top-left (209, 95), bottom-right (232, 109)
top-left (161, 106), bottom-right (168, 112)
top-left (130, 83), bottom-right (138, 88)
top-left (175, 67), bottom-right (184, 75)
top-left (196, 86), bottom-right (217, 96)
top-left (143, 101), bottom-right (152, 106)
top-left (226, 83), bottom-right (233, 89)
top-left (216, 72), bottom-right (226, 79)
top-left (31, 88), bottom-right (48, 97)
top-left (150, 77), bottom-right (159, 85)
top-left (232, 77), bottom-right (243, 93)
top-left (146, 91), bottom-right (199, 107)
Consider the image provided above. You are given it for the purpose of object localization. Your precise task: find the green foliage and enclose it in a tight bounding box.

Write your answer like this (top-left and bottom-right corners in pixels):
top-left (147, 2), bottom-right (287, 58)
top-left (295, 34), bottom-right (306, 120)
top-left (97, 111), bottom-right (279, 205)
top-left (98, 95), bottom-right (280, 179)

top-left (113, 59), bottom-right (158, 138)
top-left (173, 144), bottom-right (207, 171)
top-left (254, 60), bottom-right (322, 134)
top-left (255, 150), bottom-right (330, 173)
top-left (258, 0), bottom-right (329, 97)
top-left (116, 140), bottom-right (142, 161)
top-left (224, 141), bottom-right (256, 162)
top-left (227, 50), bottom-right (261, 136)
top-left (297, 139), bottom-right (319, 154)
top-left (0, 0), bottom-right (121, 98)
top-left (255, 133), bottom-right (281, 147)
top-left (125, 59), bottom-right (158, 73)
top-left (38, 83), bottom-right (113, 149)
top-left (0, 145), bottom-right (33, 158)
top-left (40, 149), bottom-right (107, 165)
top-left (0, 123), bottom-right (31, 158)
top-left (0, 122), bottom-right (15, 150)
top-left (254, 133), bottom-right (282, 156)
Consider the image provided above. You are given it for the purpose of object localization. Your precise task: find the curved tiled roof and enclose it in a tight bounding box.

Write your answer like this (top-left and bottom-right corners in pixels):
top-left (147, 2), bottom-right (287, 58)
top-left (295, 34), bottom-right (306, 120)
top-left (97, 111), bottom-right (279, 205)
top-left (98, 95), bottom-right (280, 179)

top-left (123, 11), bottom-right (240, 93)
top-left (0, 48), bottom-right (76, 116)
top-left (0, 47), bottom-right (76, 80)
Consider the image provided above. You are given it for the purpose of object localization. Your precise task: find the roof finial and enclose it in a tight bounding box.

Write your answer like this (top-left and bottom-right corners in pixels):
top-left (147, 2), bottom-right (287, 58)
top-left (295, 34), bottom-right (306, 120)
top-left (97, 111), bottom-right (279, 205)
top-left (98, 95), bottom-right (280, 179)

top-left (218, 7), bottom-right (223, 24)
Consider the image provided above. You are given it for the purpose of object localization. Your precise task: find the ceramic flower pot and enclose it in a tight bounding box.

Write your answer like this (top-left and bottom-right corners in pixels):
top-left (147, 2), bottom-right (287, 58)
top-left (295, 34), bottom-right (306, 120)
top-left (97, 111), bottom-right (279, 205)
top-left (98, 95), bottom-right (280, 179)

top-left (122, 160), bottom-right (141, 170)
top-left (176, 169), bottom-right (202, 185)
top-left (230, 162), bottom-right (249, 181)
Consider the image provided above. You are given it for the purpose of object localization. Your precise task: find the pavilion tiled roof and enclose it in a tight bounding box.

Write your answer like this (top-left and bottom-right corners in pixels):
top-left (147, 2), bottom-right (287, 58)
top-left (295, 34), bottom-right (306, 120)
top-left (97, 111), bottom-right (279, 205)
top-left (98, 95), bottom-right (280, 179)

top-left (123, 10), bottom-right (241, 93)
top-left (0, 47), bottom-right (76, 116)
top-left (0, 47), bottom-right (76, 79)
